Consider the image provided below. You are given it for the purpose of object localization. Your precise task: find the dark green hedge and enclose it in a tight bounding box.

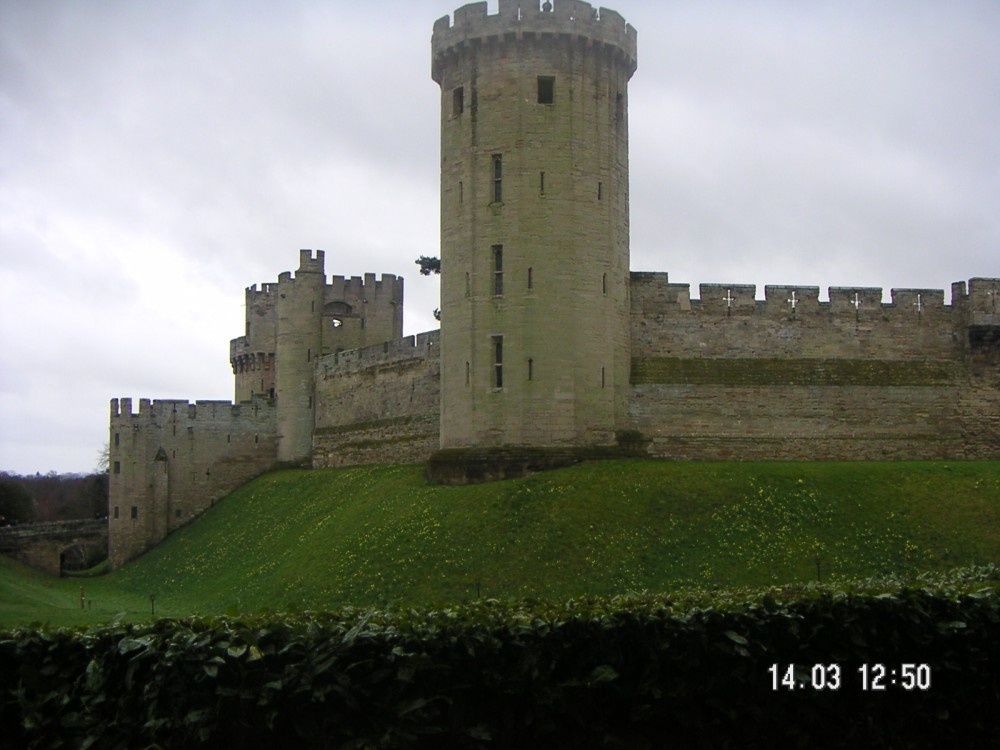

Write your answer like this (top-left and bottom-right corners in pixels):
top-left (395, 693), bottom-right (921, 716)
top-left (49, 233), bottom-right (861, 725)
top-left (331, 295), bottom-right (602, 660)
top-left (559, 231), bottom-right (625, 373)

top-left (2, 570), bottom-right (998, 749)
top-left (425, 440), bottom-right (648, 485)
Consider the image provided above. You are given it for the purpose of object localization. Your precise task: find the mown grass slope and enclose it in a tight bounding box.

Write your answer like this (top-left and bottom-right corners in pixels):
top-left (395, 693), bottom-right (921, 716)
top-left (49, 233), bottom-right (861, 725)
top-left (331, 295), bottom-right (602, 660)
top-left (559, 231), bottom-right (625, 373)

top-left (2, 460), bottom-right (999, 628)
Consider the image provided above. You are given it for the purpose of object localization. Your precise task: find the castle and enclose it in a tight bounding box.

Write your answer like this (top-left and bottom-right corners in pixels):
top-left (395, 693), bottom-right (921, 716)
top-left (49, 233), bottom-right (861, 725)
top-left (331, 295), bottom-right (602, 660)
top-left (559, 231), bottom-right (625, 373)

top-left (108, 1), bottom-right (999, 568)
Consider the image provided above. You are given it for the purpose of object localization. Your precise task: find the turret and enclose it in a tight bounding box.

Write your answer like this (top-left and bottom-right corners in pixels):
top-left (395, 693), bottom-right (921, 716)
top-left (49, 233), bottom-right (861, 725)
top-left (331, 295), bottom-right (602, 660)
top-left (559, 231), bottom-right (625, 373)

top-left (275, 249), bottom-right (327, 463)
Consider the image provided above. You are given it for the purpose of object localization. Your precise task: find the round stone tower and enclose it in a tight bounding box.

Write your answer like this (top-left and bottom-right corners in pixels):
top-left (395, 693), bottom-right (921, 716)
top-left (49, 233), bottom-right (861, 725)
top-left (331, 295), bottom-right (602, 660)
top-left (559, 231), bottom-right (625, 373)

top-left (432, 0), bottom-right (637, 449)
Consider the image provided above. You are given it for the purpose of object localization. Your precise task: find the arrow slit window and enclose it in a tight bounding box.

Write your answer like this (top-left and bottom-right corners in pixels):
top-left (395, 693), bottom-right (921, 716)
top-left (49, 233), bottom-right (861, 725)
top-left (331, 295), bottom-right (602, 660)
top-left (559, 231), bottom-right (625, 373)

top-left (492, 154), bottom-right (502, 203)
top-left (493, 335), bottom-right (504, 388)
top-left (493, 245), bottom-right (503, 296)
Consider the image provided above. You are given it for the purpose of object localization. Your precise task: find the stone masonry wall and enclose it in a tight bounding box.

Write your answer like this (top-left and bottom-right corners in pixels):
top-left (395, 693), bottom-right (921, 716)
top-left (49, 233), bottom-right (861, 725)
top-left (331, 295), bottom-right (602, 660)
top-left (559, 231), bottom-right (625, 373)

top-left (308, 273), bottom-right (996, 469)
top-left (313, 331), bottom-right (440, 467)
top-left (108, 397), bottom-right (278, 568)
top-left (628, 273), bottom-right (1000, 460)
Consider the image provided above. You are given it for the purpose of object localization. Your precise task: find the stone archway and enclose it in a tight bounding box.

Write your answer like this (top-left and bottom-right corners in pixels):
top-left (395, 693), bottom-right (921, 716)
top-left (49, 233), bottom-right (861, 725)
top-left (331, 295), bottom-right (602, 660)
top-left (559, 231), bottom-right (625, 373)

top-left (59, 541), bottom-right (106, 575)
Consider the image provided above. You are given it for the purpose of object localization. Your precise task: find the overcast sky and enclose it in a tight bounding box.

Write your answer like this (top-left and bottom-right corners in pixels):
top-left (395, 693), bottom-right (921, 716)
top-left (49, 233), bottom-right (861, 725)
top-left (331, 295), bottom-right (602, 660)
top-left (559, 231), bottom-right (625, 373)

top-left (2, 0), bottom-right (997, 475)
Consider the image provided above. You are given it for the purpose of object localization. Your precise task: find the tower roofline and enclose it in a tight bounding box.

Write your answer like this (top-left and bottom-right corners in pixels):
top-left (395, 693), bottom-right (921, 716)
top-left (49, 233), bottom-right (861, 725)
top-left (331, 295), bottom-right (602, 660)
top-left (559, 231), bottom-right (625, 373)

top-left (432, 1), bottom-right (637, 83)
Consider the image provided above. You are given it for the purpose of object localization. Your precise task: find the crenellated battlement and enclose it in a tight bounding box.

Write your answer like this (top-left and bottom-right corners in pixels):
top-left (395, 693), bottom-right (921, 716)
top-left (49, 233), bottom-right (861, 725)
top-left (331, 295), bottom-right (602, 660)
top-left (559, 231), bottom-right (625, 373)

top-left (245, 282), bottom-right (278, 298)
top-left (251, 266), bottom-right (401, 302)
top-left (110, 396), bottom-right (275, 421)
top-left (319, 329), bottom-right (440, 377)
top-left (627, 272), bottom-right (1000, 319)
top-left (297, 248), bottom-right (324, 273)
top-left (958, 277), bottom-right (1000, 320)
top-left (628, 274), bottom-right (1000, 363)
top-left (276, 248), bottom-right (325, 284)
top-left (432, 1), bottom-right (636, 83)
top-left (327, 274), bottom-right (403, 305)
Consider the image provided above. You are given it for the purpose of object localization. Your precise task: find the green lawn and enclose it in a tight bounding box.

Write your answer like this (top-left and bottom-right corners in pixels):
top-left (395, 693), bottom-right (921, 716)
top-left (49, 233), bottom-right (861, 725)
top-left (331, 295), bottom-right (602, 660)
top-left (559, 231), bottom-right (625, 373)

top-left (2, 460), bottom-right (998, 629)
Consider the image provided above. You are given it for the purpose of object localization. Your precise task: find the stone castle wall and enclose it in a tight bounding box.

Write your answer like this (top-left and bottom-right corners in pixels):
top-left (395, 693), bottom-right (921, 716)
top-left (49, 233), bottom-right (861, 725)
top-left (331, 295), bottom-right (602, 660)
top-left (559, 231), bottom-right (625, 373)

top-left (313, 331), bottom-right (441, 468)
top-left (628, 274), bottom-right (1000, 461)
top-left (302, 274), bottom-right (997, 468)
top-left (108, 397), bottom-right (278, 567)
top-left (108, 269), bottom-right (997, 569)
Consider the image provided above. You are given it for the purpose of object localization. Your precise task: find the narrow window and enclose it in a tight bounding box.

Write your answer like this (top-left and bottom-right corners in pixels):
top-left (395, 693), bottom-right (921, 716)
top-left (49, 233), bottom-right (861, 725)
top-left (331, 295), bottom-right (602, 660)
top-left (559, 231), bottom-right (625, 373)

top-left (537, 76), bottom-right (555, 104)
top-left (113, 461), bottom-right (121, 475)
top-left (131, 506), bottom-right (138, 520)
top-left (307, 348), bottom-right (312, 362)
top-left (465, 361), bottom-right (471, 386)
top-left (527, 267), bottom-right (533, 289)
top-left (602, 366), bottom-right (606, 388)
top-left (308, 395), bottom-right (313, 408)
top-left (493, 335), bottom-right (504, 388)
top-left (598, 181), bottom-right (603, 200)
top-left (602, 273), bottom-right (607, 294)
top-left (453, 86), bottom-right (464, 116)
top-left (492, 154), bottom-right (502, 203)
top-left (616, 92), bottom-right (624, 123)
top-left (254, 434), bottom-right (259, 444)
top-left (311, 301), bottom-right (315, 313)
top-left (539, 171), bottom-right (546, 196)
top-left (176, 509), bottom-right (182, 518)
top-left (528, 358), bottom-right (534, 381)
top-left (493, 245), bottom-right (503, 295)
top-left (114, 432), bottom-right (120, 447)
top-left (459, 180), bottom-right (464, 204)
top-left (465, 271), bottom-right (471, 297)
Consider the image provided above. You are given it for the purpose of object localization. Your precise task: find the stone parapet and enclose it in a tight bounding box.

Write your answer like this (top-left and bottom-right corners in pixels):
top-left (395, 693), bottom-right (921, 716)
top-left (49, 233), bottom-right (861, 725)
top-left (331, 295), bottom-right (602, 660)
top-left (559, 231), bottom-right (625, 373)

top-left (630, 273), bottom-right (970, 362)
top-left (318, 330), bottom-right (440, 376)
top-left (432, 1), bottom-right (636, 83)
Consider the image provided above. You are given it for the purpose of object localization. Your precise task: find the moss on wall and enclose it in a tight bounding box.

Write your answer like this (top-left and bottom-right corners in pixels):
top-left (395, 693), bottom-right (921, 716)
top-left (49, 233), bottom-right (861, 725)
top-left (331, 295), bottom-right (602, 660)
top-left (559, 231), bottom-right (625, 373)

top-left (631, 358), bottom-right (962, 387)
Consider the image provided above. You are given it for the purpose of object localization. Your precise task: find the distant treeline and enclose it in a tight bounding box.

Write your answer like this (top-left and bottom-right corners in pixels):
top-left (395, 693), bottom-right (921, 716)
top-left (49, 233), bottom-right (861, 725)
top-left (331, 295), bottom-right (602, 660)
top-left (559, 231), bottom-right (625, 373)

top-left (0, 472), bottom-right (108, 525)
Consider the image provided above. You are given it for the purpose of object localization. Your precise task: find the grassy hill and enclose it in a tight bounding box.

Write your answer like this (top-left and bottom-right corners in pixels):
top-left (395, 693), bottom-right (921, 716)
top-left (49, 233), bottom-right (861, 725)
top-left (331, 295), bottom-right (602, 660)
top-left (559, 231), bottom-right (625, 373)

top-left (2, 460), bottom-right (999, 628)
